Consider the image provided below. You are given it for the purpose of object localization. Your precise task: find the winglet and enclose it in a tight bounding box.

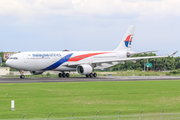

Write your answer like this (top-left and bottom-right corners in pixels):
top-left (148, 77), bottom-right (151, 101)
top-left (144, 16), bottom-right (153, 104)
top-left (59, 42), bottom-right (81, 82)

top-left (169, 51), bottom-right (178, 56)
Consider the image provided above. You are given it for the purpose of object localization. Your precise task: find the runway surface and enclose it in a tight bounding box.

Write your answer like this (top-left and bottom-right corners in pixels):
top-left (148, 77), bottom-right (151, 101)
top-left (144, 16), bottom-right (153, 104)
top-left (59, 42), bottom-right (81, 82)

top-left (1, 76), bottom-right (180, 83)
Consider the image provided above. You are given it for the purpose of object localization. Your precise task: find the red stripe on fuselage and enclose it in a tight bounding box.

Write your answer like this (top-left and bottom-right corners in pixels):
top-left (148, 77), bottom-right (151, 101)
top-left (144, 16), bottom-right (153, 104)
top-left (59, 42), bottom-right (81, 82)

top-left (68, 52), bottom-right (112, 62)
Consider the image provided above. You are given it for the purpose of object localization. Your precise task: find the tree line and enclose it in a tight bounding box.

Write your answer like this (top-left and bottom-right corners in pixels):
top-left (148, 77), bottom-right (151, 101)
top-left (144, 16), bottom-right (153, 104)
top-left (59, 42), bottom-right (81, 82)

top-left (0, 52), bottom-right (7, 67)
top-left (110, 53), bottom-right (179, 71)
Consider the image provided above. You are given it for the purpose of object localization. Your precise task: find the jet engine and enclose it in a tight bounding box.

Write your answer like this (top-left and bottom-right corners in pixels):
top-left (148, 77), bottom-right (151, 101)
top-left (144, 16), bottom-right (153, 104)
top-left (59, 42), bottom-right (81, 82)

top-left (30, 71), bottom-right (44, 75)
top-left (76, 64), bottom-right (93, 75)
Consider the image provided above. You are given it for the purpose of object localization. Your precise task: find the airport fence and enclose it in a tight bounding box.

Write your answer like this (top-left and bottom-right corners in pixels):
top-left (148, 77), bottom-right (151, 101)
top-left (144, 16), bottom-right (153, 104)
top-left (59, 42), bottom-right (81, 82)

top-left (3, 112), bottom-right (180, 120)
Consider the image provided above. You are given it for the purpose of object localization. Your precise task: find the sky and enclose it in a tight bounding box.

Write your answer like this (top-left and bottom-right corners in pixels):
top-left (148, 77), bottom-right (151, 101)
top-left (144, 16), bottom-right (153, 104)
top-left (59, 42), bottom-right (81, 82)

top-left (0, 0), bottom-right (180, 56)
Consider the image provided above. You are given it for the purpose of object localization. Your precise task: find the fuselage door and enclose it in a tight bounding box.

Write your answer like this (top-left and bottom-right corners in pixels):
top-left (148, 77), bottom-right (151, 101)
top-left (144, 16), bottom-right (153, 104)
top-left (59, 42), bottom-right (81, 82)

top-left (52, 53), bottom-right (61, 62)
top-left (24, 54), bottom-right (29, 63)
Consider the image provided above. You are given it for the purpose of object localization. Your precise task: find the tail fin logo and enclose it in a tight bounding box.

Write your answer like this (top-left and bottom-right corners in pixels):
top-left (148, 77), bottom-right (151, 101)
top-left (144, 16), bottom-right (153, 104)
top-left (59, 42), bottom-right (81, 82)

top-left (124, 35), bottom-right (133, 48)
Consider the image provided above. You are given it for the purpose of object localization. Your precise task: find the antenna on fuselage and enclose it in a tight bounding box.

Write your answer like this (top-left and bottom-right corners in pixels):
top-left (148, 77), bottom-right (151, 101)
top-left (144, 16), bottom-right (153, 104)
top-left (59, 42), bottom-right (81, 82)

top-left (62, 49), bottom-right (70, 52)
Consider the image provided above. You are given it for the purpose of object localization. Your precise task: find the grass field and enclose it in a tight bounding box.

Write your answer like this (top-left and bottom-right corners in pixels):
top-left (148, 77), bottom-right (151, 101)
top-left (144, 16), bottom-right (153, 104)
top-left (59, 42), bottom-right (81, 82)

top-left (1, 80), bottom-right (180, 119)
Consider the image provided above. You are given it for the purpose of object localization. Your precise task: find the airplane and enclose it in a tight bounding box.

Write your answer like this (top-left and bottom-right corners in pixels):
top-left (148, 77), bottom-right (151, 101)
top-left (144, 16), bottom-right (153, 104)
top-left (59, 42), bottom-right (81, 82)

top-left (6, 26), bottom-right (177, 79)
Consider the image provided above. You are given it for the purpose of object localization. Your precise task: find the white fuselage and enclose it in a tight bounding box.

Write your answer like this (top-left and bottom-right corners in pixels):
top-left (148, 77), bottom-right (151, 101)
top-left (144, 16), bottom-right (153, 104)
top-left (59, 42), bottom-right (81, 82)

top-left (6, 50), bottom-right (128, 71)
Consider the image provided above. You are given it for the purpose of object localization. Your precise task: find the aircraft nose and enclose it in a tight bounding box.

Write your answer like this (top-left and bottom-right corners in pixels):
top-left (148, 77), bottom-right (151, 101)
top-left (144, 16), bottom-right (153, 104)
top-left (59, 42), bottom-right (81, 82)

top-left (6, 60), bottom-right (11, 67)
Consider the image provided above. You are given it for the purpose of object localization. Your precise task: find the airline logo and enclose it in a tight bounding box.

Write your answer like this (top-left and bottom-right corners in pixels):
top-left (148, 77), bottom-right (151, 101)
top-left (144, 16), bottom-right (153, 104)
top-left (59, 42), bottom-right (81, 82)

top-left (32, 54), bottom-right (61, 58)
top-left (124, 35), bottom-right (133, 48)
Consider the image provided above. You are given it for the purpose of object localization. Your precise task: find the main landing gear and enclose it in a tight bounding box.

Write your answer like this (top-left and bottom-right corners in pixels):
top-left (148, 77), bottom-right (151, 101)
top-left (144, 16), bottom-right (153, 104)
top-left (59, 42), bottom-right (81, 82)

top-left (86, 73), bottom-right (97, 78)
top-left (58, 72), bottom-right (70, 78)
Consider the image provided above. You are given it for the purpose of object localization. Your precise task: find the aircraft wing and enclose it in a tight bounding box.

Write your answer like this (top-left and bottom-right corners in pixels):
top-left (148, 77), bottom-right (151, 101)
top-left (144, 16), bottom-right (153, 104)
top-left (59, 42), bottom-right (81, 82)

top-left (67, 51), bottom-right (178, 66)
top-left (93, 55), bottom-right (168, 64)
top-left (94, 51), bottom-right (178, 64)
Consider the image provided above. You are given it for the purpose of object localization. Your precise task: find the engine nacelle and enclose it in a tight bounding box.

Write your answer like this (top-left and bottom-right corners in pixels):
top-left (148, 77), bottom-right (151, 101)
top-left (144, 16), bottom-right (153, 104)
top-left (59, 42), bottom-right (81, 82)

top-left (76, 64), bottom-right (93, 75)
top-left (30, 71), bottom-right (44, 75)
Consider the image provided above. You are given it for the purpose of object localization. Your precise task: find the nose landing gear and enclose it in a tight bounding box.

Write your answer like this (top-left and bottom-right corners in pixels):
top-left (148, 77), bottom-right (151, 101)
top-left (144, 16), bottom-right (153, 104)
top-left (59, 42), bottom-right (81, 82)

top-left (19, 70), bottom-right (25, 79)
top-left (20, 75), bottom-right (25, 79)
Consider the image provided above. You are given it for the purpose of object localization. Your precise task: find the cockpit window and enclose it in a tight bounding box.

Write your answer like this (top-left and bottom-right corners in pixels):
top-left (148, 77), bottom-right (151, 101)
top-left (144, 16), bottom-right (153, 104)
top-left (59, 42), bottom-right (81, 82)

top-left (9, 57), bottom-right (18, 60)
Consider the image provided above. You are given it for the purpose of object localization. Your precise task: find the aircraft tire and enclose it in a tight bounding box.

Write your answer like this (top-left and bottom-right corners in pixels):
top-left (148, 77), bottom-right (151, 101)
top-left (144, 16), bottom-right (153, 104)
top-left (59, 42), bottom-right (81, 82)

top-left (93, 73), bottom-right (97, 77)
top-left (66, 73), bottom-right (70, 78)
top-left (89, 73), bottom-right (93, 78)
top-left (62, 73), bottom-right (66, 78)
top-left (58, 73), bottom-right (62, 78)
top-left (20, 75), bottom-right (25, 79)
top-left (86, 75), bottom-right (89, 78)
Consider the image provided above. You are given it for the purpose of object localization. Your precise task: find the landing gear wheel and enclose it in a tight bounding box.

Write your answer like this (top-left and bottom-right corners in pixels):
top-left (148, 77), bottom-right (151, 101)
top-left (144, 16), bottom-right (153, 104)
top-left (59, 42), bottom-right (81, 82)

top-left (58, 73), bottom-right (62, 78)
top-left (86, 75), bottom-right (89, 78)
top-left (89, 73), bottom-right (93, 78)
top-left (62, 73), bottom-right (66, 78)
top-left (20, 75), bottom-right (25, 79)
top-left (93, 73), bottom-right (97, 77)
top-left (66, 73), bottom-right (70, 78)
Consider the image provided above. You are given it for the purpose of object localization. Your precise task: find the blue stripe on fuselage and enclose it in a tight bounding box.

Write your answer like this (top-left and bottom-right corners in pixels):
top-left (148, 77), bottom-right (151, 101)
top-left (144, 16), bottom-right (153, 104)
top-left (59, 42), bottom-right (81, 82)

top-left (42, 53), bottom-right (73, 70)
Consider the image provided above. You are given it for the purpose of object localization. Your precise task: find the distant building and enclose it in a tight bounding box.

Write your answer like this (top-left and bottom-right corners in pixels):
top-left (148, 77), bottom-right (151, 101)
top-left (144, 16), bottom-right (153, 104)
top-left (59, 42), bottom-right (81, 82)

top-left (4, 53), bottom-right (16, 61)
top-left (0, 67), bottom-right (10, 75)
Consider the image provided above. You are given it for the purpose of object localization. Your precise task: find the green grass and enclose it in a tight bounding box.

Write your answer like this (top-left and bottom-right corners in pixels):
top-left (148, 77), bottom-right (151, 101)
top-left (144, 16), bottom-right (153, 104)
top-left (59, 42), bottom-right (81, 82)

top-left (1, 81), bottom-right (180, 119)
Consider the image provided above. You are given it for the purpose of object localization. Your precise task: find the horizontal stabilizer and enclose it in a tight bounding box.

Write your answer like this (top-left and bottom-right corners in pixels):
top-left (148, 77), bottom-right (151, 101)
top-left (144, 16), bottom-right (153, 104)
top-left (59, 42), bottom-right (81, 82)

top-left (127, 50), bottom-right (158, 57)
top-left (169, 51), bottom-right (178, 56)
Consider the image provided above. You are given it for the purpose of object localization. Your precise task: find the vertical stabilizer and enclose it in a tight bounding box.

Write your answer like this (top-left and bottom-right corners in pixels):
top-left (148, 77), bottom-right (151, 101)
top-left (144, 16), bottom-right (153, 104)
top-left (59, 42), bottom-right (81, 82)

top-left (114, 26), bottom-right (135, 51)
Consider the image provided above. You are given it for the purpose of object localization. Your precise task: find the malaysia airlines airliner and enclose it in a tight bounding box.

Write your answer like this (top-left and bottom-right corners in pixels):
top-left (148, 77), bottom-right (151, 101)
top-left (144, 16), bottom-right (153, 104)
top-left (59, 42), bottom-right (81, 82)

top-left (6, 26), bottom-right (177, 79)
